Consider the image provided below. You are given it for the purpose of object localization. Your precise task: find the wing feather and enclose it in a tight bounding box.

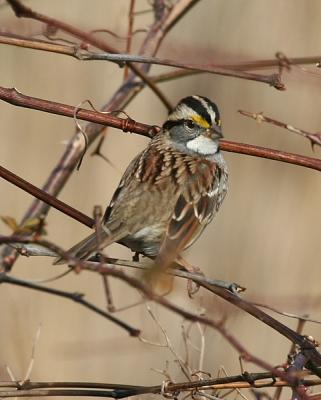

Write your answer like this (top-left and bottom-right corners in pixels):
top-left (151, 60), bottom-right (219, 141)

top-left (154, 161), bottom-right (225, 272)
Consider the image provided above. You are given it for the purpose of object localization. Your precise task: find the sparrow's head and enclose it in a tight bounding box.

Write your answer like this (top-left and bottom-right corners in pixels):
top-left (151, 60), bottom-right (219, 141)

top-left (163, 95), bottom-right (223, 156)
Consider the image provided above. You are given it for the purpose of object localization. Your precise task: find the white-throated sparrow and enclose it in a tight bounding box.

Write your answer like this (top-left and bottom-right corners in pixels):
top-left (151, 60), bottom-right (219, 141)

top-left (55, 96), bottom-right (228, 268)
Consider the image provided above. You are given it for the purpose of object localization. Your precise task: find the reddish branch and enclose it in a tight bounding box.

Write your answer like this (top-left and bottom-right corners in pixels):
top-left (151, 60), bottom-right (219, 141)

top-left (0, 87), bottom-right (152, 137)
top-left (0, 86), bottom-right (320, 171)
top-left (0, 91), bottom-right (320, 233)
top-left (0, 164), bottom-right (94, 228)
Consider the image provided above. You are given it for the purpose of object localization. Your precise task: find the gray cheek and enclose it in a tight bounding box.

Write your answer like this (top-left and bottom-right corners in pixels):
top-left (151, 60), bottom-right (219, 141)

top-left (169, 126), bottom-right (201, 144)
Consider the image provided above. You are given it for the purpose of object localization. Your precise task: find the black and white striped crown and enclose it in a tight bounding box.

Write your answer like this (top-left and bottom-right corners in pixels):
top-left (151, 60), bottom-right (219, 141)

top-left (164, 95), bottom-right (221, 130)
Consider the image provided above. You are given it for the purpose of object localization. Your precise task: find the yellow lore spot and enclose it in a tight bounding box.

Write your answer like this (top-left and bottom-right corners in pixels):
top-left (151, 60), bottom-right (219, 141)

top-left (191, 115), bottom-right (210, 129)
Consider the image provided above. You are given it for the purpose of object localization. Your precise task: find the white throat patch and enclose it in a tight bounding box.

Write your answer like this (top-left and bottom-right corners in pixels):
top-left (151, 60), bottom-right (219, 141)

top-left (186, 135), bottom-right (218, 155)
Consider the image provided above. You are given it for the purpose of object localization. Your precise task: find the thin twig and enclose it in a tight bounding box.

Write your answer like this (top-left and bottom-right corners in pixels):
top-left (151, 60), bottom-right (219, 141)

top-left (0, 272), bottom-right (139, 337)
top-left (79, 51), bottom-right (285, 90)
top-left (239, 110), bottom-right (321, 149)
top-left (140, 304), bottom-right (192, 379)
top-left (254, 302), bottom-right (321, 326)
top-left (92, 205), bottom-right (115, 312)
top-left (124, 0), bottom-right (136, 80)
top-left (101, 274), bottom-right (115, 313)
top-left (20, 325), bottom-right (42, 385)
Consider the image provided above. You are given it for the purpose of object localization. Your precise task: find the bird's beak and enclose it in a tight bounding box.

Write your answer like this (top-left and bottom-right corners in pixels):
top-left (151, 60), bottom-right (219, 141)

top-left (204, 124), bottom-right (223, 140)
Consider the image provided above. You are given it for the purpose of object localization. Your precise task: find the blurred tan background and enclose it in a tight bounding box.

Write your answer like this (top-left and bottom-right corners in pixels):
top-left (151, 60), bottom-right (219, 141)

top-left (0, 0), bottom-right (321, 398)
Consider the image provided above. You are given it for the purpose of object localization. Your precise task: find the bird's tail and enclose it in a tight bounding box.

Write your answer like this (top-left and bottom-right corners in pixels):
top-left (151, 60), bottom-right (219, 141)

top-left (53, 227), bottom-right (110, 265)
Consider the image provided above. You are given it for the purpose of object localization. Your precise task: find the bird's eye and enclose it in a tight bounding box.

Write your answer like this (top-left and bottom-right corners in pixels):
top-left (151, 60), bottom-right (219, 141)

top-left (184, 120), bottom-right (195, 130)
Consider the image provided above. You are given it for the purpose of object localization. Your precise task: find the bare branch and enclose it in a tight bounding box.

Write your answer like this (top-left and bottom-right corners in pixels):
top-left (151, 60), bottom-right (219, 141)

top-left (0, 373), bottom-right (320, 399)
top-left (0, 87), bottom-right (320, 172)
top-left (79, 51), bottom-right (285, 90)
top-left (239, 110), bottom-right (321, 149)
top-left (0, 32), bottom-right (284, 89)
top-left (0, 163), bottom-right (94, 228)
top-left (0, 272), bottom-right (140, 337)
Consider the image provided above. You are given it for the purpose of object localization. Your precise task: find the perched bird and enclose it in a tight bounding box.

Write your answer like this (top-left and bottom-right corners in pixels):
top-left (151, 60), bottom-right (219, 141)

top-left (55, 96), bottom-right (228, 270)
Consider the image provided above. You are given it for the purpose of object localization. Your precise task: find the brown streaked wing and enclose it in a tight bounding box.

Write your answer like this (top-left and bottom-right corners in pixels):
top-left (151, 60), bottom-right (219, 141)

top-left (154, 160), bottom-right (219, 271)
